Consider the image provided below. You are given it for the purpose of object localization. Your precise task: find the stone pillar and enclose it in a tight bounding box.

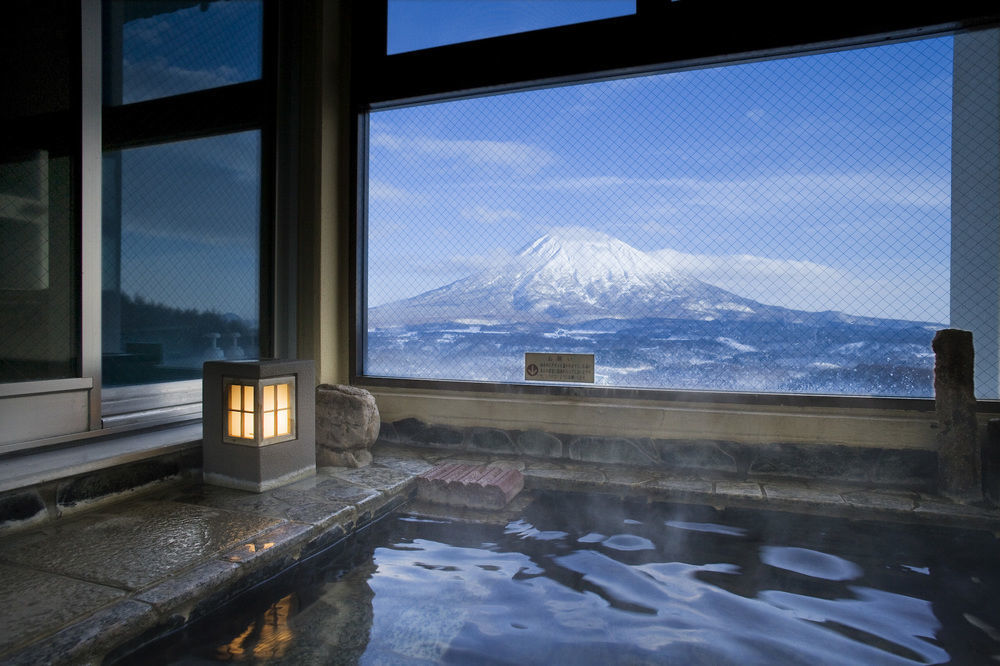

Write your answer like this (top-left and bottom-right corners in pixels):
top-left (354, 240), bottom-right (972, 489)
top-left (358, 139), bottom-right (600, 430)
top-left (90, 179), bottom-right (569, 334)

top-left (952, 29), bottom-right (1000, 400)
top-left (985, 419), bottom-right (1000, 506)
top-left (933, 329), bottom-right (981, 501)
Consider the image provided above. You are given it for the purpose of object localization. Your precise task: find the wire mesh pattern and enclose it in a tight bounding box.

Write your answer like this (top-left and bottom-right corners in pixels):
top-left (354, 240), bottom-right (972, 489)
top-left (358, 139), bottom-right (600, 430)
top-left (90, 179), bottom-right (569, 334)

top-left (387, 0), bottom-right (636, 54)
top-left (105, 0), bottom-right (262, 105)
top-left (365, 33), bottom-right (991, 397)
top-left (102, 131), bottom-right (260, 386)
top-left (0, 152), bottom-right (78, 382)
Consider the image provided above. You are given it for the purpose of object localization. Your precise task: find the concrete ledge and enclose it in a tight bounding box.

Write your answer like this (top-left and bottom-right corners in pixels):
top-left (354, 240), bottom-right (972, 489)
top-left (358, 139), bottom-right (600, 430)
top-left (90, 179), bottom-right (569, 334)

top-left (0, 423), bottom-right (203, 495)
top-left (369, 386), bottom-right (945, 450)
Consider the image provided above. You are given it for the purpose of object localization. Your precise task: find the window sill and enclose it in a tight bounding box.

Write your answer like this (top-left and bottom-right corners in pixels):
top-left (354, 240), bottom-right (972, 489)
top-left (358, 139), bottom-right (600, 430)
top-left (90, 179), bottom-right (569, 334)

top-left (0, 421), bottom-right (202, 495)
top-left (361, 381), bottom-right (965, 452)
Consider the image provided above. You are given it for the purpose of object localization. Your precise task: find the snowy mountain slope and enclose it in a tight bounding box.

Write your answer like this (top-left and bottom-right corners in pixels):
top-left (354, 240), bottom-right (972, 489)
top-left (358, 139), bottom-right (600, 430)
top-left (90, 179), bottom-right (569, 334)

top-left (368, 228), bottom-right (927, 328)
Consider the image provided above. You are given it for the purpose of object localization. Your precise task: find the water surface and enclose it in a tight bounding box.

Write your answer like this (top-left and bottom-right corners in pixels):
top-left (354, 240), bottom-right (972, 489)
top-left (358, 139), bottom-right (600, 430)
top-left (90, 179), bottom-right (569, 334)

top-left (130, 493), bottom-right (1000, 664)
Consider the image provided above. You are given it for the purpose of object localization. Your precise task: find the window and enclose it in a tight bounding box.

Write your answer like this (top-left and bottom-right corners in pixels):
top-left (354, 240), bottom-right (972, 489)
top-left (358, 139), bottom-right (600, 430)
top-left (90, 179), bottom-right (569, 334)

top-left (387, 0), bottom-right (635, 54)
top-left (102, 0), bottom-right (268, 392)
top-left (102, 132), bottom-right (261, 386)
top-left (356, 3), bottom-right (1000, 400)
top-left (0, 2), bottom-right (80, 384)
top-left (104, 0), bottom-right (262, 104)
top-left (0, 0), bottom-right (285, 449)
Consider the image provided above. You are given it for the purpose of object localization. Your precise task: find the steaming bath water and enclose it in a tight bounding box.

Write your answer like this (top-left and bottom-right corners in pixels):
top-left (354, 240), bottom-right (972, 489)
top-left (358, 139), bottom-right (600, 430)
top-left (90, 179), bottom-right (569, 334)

top-left (127, 492), bottom-right (1000, 664)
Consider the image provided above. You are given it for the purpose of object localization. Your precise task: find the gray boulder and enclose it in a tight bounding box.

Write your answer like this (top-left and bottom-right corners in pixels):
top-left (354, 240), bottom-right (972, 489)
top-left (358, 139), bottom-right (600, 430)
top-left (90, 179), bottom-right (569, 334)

top-left (316, 384), bottom-right (380, 468)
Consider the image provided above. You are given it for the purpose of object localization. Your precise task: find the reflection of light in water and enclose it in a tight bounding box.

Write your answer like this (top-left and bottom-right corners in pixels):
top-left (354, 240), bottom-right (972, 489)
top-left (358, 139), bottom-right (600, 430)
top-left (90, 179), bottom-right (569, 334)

top-left (602, 534), bottom-right (655, 551)
top-left (505, 519), bottom-right (568, 541)
top-left (665, 520), bottom-right (747, 537)
top-left (216, 594), bottom-right (296, 661)
top-left (578, 532), bottom-right (605, 543)
top-left (217, 623), bottom-right (255, 661)
top-left (760, 546), bottom-right (862, 581)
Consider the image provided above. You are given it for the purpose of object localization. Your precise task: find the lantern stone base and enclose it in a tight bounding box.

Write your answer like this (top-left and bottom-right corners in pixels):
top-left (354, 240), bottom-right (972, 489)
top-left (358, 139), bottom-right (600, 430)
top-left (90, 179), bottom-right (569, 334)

top-left (203, 359), bottom-right (316, 493)
top-left (203, 443), bottom-right (316, 493)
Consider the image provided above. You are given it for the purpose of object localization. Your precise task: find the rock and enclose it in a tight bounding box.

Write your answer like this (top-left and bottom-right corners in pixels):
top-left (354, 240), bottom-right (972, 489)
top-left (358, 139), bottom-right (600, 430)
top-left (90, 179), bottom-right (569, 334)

top-left (516, 430), bottom-right (563, 458)
top-left (933, 329), bottom-right (981, 502)
top-left (316, 385), bottom-right (380, 468)
top-left (568, 436), bottom-right (657, 466)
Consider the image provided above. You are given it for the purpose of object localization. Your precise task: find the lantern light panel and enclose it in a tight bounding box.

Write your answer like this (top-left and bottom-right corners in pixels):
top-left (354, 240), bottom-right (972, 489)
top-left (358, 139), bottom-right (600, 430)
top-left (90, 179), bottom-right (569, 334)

top-left (223, 377), bottom-right (296, 446)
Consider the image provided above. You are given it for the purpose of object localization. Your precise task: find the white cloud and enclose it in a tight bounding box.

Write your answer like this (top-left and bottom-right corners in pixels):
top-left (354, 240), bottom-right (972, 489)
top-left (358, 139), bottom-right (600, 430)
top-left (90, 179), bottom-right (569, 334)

top-left (658, 172), bottom-right (949, 212)
top-left (369, 180), bottom-right (415, 202)
top-left (532, 171), bottom-right (949, 211)
top-left (652, 247), bottom-right (947, 322)
top-left (460, 206), bottom-right (522, 224)
top-left (123, 18), bottom-right (171, 46)
top-left (122, 57), bottom-right (243, 104)
top-left (537, 176), bottom-right (640, 190)
top-left (371, 133), bottom-right (556, 174)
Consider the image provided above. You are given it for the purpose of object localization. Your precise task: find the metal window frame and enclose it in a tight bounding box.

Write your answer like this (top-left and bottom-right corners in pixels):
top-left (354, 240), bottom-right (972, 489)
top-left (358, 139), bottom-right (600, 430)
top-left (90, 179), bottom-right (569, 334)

top-left (0, 0), bottom-right (101, 450)
top-left (349, 1), bottom-right (1000, 409)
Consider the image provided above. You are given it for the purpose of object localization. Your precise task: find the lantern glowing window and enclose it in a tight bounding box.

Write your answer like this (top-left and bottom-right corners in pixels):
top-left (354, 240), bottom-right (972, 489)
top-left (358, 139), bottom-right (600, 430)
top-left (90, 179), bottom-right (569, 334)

top-left (223, 376), bottom-right (296, 446)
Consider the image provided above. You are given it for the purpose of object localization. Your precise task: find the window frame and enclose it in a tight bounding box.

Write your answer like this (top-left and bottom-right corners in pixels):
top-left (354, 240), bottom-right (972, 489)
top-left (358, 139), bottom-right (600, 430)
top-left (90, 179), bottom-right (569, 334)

top-left (350, 0), bottom-right (1000, 408)
top-left (0, 0), bottom-right (99, 452)
top-left (96, 0), bottom-right (279, 428)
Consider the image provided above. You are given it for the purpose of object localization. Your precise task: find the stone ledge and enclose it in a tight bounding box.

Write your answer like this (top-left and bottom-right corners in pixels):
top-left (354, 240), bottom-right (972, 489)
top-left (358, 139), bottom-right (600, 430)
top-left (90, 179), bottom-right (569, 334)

top-left (375, 443), bottom-right (1000, 530)
top-left (5, 443), bottom-right (997, 665)
top-left (0, 446), bottom-right (202, 534)
top-left (377, 418), bottom-right (938, 491)
top-left (0, 459), bottom-right (418, 665)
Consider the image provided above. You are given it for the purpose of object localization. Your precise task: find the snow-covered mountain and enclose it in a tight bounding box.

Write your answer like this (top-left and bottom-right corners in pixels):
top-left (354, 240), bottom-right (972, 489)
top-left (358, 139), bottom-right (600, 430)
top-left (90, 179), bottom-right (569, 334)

top-left (368, 228), bottom-right (916, 328)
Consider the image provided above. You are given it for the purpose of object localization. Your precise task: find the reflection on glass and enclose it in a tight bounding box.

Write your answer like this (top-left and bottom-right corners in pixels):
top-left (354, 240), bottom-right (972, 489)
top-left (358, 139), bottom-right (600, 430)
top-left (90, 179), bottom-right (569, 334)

top-left (102, 132), bottom-right (260, 386)
top-left (387, 0), bottom-right (636, 54)
top-left (0, 152), bottom-right (78, 382)
top-left (1, 2), bottom-right (79, 382)
top-left (104, 0), bottom-right (263, 105)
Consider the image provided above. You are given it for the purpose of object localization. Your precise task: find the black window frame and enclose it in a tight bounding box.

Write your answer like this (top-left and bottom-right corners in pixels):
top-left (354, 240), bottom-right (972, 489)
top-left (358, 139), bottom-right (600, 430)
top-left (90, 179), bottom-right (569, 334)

top-left (350, 0), bottom-right (1000, 409)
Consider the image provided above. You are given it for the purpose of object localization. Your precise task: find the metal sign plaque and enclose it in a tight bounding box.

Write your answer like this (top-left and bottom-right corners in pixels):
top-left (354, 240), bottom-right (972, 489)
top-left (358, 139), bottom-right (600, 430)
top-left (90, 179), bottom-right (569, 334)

top-left (524, 352), bottom-right (595, 383)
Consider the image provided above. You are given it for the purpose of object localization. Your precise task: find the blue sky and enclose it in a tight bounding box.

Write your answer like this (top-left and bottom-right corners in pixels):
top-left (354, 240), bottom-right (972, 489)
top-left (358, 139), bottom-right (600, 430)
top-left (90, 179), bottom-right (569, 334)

top-left (368, 35), bottom-right (953, 323)
top-left (117, 1), bottom-right (261, 104)
top-left (113, 2), bottom-right (953, 326)
top-left (387, 0), bottom-right (636, 53)
top-left (113, 2), bottom-right (262, 320)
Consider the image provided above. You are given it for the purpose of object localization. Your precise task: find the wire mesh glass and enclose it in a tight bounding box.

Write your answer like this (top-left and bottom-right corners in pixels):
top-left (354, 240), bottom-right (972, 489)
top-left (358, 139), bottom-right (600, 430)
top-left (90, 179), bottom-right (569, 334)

top-left (0, 152), bottom-right (78, 382)
top-left (104, 0), bottom-right (263, 105)
top-left (102, 131), bottom-right (260, 386)
top-left (387, 0), bottom-right (636, 54)
top-left (364, 32), bottom-right (994, 398)
top-left (0, 3), bottom-right (80, 383)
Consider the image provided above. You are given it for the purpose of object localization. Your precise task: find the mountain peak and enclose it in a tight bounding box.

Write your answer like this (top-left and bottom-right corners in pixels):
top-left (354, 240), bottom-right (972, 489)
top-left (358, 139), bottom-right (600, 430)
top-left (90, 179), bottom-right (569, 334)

top-left (514, 227), bottom-right (672, 280)
top-left (523, 226), bottom-right (617, 246)
top-left (370, 227), bottom-right (763, 325)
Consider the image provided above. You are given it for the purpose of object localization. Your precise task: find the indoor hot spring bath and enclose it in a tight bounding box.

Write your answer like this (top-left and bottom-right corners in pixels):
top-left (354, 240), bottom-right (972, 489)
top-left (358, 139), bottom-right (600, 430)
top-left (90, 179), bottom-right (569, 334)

top-left (115, 491), bottom-right (1000, 665)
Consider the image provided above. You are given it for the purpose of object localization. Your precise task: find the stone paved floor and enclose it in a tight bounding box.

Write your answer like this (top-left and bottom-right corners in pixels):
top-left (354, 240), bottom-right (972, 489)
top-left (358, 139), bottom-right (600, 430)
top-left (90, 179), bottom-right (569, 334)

top-left (1, 443), bottom-right (998, 665)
